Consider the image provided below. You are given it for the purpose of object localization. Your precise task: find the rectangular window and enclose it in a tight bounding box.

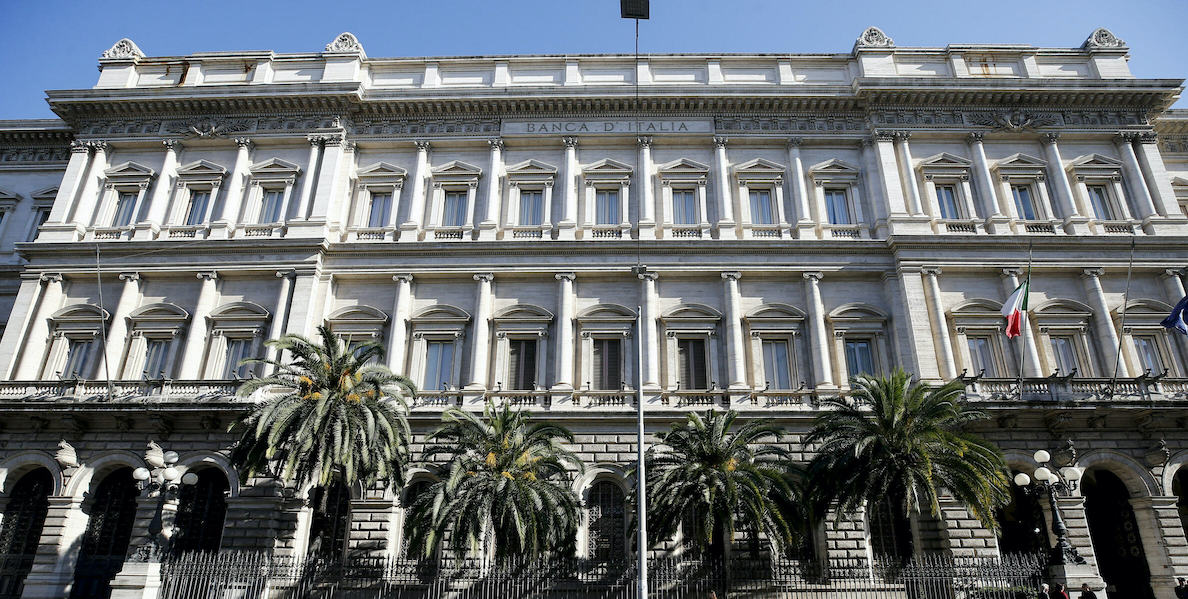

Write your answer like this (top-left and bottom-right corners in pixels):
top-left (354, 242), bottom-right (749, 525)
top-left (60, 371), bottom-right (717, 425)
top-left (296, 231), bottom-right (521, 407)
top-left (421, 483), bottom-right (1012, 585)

top-left (184, 191), bottom-right (210, 226)
top-left (1133, 335), bottom-right (1165, 374)
top-left (676, 338), bottom-right (708, 389)
top-left (1011, 185), bottom-right (1037, 220)
top-left (1050, 336), bottom-right (1079, 376)
top-left (519, 190), bottom-right (543, 226)
top-left (423, 340), bottom-right (455, 391)
top-left (259, 190), bottom-right (284, 223)
top-left (672, 190), bottom-right (698, 225)
top-left (1086, 185), bottom-right (1114, 220)
top-left (824, 189), bottom-right (851, 225)
top-left (507, 339), bottom-right (538, 390)
top-left (111, 192), bottom-right (137, 226)
top-left (222, 338), bottom-right (253, 379)
top-left (761, 339), bottom-right (793, 390)
top-left (749, 190), bottom-right (774, 225)
top-left (142, 339), bottom-right (170, 379)
top-left (967, 336), bottom-right (999, 377)
top-left (844, 339), bottom-right (876, 377)
top-left (62, 339), bottom-right (94, 378)
top-left (592, 338), bottom-right (622, 390)
top-left (367, 193), bottom-right (392, 228)
top-left (936, 185), bottom-right (960, 220)
top-left (27, 208), bottom-right (50, 241)
top-left (442, 191), bottom-right (468, 227)
top-left (595, 189), bottom-right (620, 225)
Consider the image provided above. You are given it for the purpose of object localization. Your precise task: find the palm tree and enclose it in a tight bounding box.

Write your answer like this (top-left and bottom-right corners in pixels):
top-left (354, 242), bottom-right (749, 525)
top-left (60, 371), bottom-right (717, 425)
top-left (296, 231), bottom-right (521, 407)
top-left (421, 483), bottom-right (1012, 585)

top-left (645, 409), bottom-right (801, 558)
top-left (403, 402), bottom-right (583, 559)
top-left (227, 325), bottom-right (414, 493)
top-left (805, 369), bottom-right (1010, 549)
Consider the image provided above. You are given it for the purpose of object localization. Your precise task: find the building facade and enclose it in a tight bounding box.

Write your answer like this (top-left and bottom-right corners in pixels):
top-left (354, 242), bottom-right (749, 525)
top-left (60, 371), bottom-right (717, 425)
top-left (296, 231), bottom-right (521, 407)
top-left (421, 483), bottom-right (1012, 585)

top-left (1, 26), bottom-right (1188, 598)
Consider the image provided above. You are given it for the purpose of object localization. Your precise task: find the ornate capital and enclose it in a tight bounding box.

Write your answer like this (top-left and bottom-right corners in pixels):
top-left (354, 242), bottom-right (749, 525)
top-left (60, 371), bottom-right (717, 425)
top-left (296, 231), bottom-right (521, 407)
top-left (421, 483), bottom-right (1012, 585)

top-left (637, 272), bottom-right (658, 282)
top-left (275, 269), bottom-right (296, 280)
top-left (787, 137), bottom-right (804, 148)
top-left (1043, 132), bottom-right (1061, 144)
top-left (393, 273), bottom-right (414, 284)
top-left (1081, 267), bottom-right (1104, 279)
top-left (88, 141), bottom-right (109, 153)
top-left (802, 271), bottom-right (823, 282)
top-left (322, 136), bottom-right (345, 148)
top-left (69, 140), bottom-right (90, 154)
top-left (921, 266), bottom-right (942, 277)
top-left (474, 273), bottom-right (494, 283)
top-left (307, 135), bottom-right (324, 146)
top-left (562, 137), bottom-right (579, 149)
top-left (712, 136), bottom-right (729, 149)
top-left (555, 272), bottom-right (576, 282)
top-left (636, 136), bottom-right (653, 149)
top-left (1001, 267), bottom-right (1023, 279)
top-left (40, 273), bottom-right (63, 284)
top-left (414, 140), bottom-right (432, 152)
top-left (234, 137), bottom-right (254, 150)
top-left (893, 131), bottom-right (912, 142)
top-left (1138, 131), bottom-right (1159, 144)
top-left (966, 132), bottom-right (985, 144)
top-left (119, 272), bottom-right (140, 283)
top-left (871, 130), bottom-right (896, 142)
top-left (162, 139), bottom-right (183, 152)
top-left (721, 271), bottom-right (742, 281)
top-left (1161, 268), bottom-right (1185, 280)
top-left (488, 138), bottom-right (505, 151)
top-left (196, 271), bottom-right (218, 281)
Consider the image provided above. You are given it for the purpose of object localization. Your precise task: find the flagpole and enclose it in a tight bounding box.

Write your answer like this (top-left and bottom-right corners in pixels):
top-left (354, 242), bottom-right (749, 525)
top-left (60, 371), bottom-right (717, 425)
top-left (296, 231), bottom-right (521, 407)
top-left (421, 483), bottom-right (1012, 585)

top-left (1015, 239), bottom-right (1033, 398)
top-left (1109, 235), bottom-right (1137, 390)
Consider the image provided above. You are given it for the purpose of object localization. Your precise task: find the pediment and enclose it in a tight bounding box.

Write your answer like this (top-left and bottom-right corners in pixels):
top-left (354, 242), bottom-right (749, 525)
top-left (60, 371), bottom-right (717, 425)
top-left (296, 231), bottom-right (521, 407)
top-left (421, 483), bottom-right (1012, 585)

top-left (995, 154), bottom-right (1046, 170)
top-left (919, 152), bottom-right (972, 169)
top-left (658, 158), bottom-right (711, 174)
top-left (357, 162), bottom-right (407, 178)
top-left (505, 159), bottom-right (557, 176)
top-left (1068, 153), bottom-right (1122, 169)
top-left (582, 158), bottom-right (633, 176)
top-left (808, 159), bottom-right (859, 175)
top-left (104, 161), bottom-right (156, 180)
top-left (734, 158), bottom-right (786, 175)
top-left (1033, 299), bottom-right (1092, 317)
top-left (1172, 176), bottom-right (1188, 187)
top-left (662, 303), bottom-right (722, 320)
top-left (249, 158), bottom-right (301, 175)
top-left (0, 187), bottom-right (19, 201)
top-left (1114, 299), bottom-right (1173, 316)
top-left (828, 303), bottom-right (887, 321)
top-left (210, 301), bottom-right (270, 319)
top-left (129, 302), bottom-right (190, 321)
top-left (52, 304), bottom-right (110, 322)
top-left (745, 303), bottom-right (805, 320)
top-left (31, 186), bottom-right (59, 201)
top-left (578, 303), bottom-right (637, 320)
top-left (327, 305), bottom-right (389, 324)
top-left (175, 160), bottom-right (228, 179)
top-left (411, 304), bottom-right (471, 322)
top-left (949, 299), bottom-right (1003, 315)
top-left (431, 160), bottom-right (482, 177)
top-left (494, 304), bottom-right (554, 321)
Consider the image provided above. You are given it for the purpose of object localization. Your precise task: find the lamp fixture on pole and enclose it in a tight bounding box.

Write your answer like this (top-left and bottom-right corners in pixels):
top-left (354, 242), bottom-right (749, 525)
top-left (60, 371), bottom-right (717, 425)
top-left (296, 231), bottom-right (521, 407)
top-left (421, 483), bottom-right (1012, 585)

top-left (1013, 449), bottom-right (1086, 566)
top-left (132, 449), bottom-right (198, 560)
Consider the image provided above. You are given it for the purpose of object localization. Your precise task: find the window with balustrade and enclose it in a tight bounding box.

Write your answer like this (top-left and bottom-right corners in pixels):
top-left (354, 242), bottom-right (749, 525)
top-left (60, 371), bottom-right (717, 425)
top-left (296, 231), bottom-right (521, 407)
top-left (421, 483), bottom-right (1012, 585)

top-left (203, 302), bottom-right (270, 380)
top-left (349, 162), bottom-right (406, 241)
top-left (41, 304), bottom-right (109, 380)
top-left (577, 304), bottom-right (635, 403)
top-left (493, 305), bottom-right (552, 394)
top-left (828, 304), bottom-right (889, 384)
top-left (917, 153), bottom-right (979, 232)
top-left (243, 158), bottom-right (301, 232)
top-left (428, 161), bottom-right (482, 239)
top-left (809, 159), bottom-right (865, 238)
top-left (121, 303), bottom-right (189, 379)
top-left (581, 158), bottom-right (632, 239)
top-left (1033, 299), bottom-right (1098, 377)
top-left (949, 299), bottom-right (1015, 378)
top-left (92, 162), bottom-right (155, 237)
top-left (324, 305), bottom-right (389, 364)
top-left (408, 305), bottom-right (470, 395)
top-left (167, 160), bottom-right (227, 236)
top-left (1114, 299), bottom-right (1184, 377)
top-left (661, 304), bottom-right (722, 393)
top-left (993, 154), bottom-right (1055, 230)
top-left (745, 304), bottom-right (805, 393)
top-left (1068, 154), bottom-right (1134, 233)
top-left (657, 158), bottom-right (710, 238)
top-left (734, 158), bottom-right (788, 238)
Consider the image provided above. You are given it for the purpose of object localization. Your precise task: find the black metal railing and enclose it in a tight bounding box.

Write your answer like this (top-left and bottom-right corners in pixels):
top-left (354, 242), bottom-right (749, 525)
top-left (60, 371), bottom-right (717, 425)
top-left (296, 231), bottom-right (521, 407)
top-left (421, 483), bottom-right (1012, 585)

top-left (0, 554), bottom-right (35, 599)
top-left (160, 551), bottom-right (1046, 599)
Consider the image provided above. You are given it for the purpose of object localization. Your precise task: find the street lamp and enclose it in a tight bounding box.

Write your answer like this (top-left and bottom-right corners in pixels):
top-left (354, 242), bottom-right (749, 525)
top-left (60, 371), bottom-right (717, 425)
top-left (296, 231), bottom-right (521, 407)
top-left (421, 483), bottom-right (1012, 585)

top-left (1013, 449), bottom-right (1086, 566)
top-left (132, 450), bottom-right (197, 559)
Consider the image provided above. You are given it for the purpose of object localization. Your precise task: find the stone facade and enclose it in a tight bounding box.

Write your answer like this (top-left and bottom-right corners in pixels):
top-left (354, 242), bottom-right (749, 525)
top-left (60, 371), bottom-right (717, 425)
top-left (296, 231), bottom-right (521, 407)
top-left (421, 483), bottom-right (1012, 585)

top-left (0, 26), bottom-right (1188, 598)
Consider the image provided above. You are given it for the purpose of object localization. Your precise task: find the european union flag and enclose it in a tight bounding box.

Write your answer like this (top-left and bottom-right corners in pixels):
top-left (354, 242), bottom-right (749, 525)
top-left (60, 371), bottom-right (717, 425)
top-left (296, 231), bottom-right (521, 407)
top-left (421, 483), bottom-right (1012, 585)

top-left (1163, 296), bottom-right (1188, 336)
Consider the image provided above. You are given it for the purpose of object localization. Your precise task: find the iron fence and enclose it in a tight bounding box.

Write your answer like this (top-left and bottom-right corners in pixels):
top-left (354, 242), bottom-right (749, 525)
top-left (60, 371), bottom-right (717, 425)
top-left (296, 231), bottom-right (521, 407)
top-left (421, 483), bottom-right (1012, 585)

top-left (160, 552), bottom-right (1045, 599)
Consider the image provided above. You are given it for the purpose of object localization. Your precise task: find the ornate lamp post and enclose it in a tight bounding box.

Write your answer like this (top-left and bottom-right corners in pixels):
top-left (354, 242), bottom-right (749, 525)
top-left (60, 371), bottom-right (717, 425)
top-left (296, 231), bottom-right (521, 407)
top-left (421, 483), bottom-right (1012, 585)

top-left (132, 450), bottom-right (198, 559)
top-left (1012, 449), bottom-right (1086, 565)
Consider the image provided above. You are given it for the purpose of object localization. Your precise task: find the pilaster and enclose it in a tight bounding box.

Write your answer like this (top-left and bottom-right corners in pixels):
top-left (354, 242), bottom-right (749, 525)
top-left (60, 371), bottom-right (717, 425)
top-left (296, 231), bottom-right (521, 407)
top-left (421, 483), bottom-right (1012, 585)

top-left (712, 137), bottom-right (736, 239)
top-left (1042, 133), bottom-right (1091, 235)
top-left (921, 267), bottom-right (957, 380)
top-left (465, 273), bottom-right (494, 394)
top-left (211, 138), bottom-right (252, 239)
top-left (637, 137), bottom-right (656, 240)
top-left (786, 138), bottom-right (816, 238)
top-left (137, 140), bottom-right (182, 241)
top-left (557, 137), bottom-right (579, 240)
top-left (102, 272), bottom-right (142, 380)
top-left (802, 272), bottom-right (834, 389)
top-left (478, 138), bottom-right (503, 240)
top-left (399, 141), bottom-right (431, 242)
top-left (176, 271), bottom-right (218, 380)
top-left (968, 133), bottom-right (1010, 234)
top-left (389, 274), bottom-right (413, 375)
top-left (721, 271), bottom-right (748, 392)
top-left (1080, 268), bottom-right (1125, 377)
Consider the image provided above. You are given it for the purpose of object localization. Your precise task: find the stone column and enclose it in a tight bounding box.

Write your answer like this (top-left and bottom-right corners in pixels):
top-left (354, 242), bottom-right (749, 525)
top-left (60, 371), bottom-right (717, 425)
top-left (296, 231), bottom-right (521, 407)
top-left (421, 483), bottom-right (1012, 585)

top-left (893, 132), bottom-right (924, 215)
top-left (553, 272), bottom-right (576, 389)
top-left (1162, 269), bottom-right (1186, 303)
top-left (872, 131), bottom-right (908, 217)
top-left (803, 272), bottom-right (834, 389)
top-left (215, 138), bottom-right (253, 235)
top-left (264, 270), bottom-right (296, 368)
top-left (1113, 133), bottom-right (1158, 220)
top-left (140, 140), bottom-right (181, 239)
top-left (293, 136), bottom-right (323, 220)
top-left (1081, 268), bottom-right (1126, 377)
top-left (786, 138), bottom-right (815, 239)
top-left (637, 137), bottom-right (656, 240)
top-left (1134, 132), bottom-right (1187, 219)
top-left (14, 273), bottom-right (63, 380)
top-left (102, 272), bottom-right (141, 380)
top-left (921, 267), bottom-right (957, 380)
top-left (283, 273), bottom-right (319, 338)
top-left (47, 141), bottom-right (92, 225)
top-left (1000, 268), bottom-right (1043, 377)
top-left (71, 141), bottom-right (109, 227)
top-left (968, 133), bottom-right (1007, 233)
top-left (638, 272), bottom-right (660, 389)
top-left (305, 135), bottom-right (346, 223)
top-left (177, 271), bottom-right (219, 380)
top-left (478, 138), bottom-right (503, 240)
top-left (712, 137), bottom-right (736, 239)
top-left (466, 273), bottom-right (494, 390)
top-left (886, 268), bottom-right (942, 381)
top-left (1042, 133), bottom-right (1090, 233)
top-left (400, 141), bottom-right (431, 240)
top-left (720, 271), bottom-right (748, 391)
top-left (558, 137), bottom-right (579, 240)
top-left (388, 274), bottom-right (413, 375)
top-left (0, 276), bottom-right (44, 378)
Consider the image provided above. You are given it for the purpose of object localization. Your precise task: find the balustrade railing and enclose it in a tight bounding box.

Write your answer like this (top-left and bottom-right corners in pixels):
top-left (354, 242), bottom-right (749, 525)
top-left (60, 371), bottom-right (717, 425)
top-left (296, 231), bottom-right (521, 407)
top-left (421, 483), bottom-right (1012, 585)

top-left (960, 375), bottom-right (1187, 401)
top-left (0, 379), bottom-right (240, 402)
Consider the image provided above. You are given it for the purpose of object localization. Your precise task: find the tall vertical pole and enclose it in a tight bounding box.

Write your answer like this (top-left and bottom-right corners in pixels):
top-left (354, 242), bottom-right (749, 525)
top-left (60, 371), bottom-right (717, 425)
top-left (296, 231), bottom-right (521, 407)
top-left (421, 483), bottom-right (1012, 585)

top-left (635, 304), bottom-right (648, 599)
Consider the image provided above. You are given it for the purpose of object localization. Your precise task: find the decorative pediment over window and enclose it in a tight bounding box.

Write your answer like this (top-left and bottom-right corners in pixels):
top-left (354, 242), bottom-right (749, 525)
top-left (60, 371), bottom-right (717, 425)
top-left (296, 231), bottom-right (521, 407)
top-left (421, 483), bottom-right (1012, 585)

top-left (411, 305), bottom-right (471, 326)
top-left (505, 160), bottom-right (557, 188)
top-left (994, 154), bottom-right (1047, 179)
top-left (51, 304), bottom-right (111, 326)
top-left (1066, 154), bottom-right (1123, 180)
top-left (1033, 299), bottom-right (1093, 328)
top-left (734, 158), bottom-right (786, 183)
top-left (356, 162), bottom-right (407, 187)
top-left (32, 186), bottom-right (58, 202)
top-left (661, 304), bottom-right (722, 331)
top-left (208, 301), bottom-right (271, 336)
top-left (828, 303), bottom-right (887, 330)
top-left (494, 304), bottom-right (554, 325)
top-left (0, 187), bottom-right (19, 202)
top-left (128, 303), bottom-right (190, 334)
top-left (104, 161), bottom-right (157, 187)
top-left (431, 160), bottom-right (482, 183)
top-left (947, 299), bottom-right (1004, 329)
top-left (326, 305), bottom-right (389, 339)
top-left (248, 158), bottom-right (301, 183)
top-left (1113, 299), bottom-right (1173, 322)
top-left (918, 153), bottom-right (973, 179)
top-left (582, 159), bottom-right (633, 184)
top-left (745, 304), bottom-right (805, 324)
top-left (175, 160), bottom-right (228, 183)
top-left (657, 158), bottom-right (710, 184)
top-left (808, 159), bottom-right (860, 184)
top-left (577, 304), bottom-right (637, 324)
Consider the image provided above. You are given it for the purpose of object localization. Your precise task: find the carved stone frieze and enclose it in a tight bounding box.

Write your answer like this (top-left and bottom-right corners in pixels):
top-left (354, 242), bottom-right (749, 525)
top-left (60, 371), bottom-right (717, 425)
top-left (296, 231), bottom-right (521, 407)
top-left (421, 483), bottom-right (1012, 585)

top-left (714, 116), bottom-right (864, 133)
top-left (867, 109), bottom-right (1146, 131)
top-left (351, 118), bottom-right (500, 137)
top-left (166, 117), bottom-right (257, 138)
top-left (966, 110), bottom-right (1063, 131)
top-left (0, 146), bottom-right (70, 164)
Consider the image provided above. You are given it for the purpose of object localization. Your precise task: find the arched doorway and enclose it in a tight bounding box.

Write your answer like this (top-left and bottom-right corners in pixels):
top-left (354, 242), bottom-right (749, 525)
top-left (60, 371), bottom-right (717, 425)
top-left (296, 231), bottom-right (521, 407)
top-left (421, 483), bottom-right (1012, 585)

top-left (1173, 468), bottom-right (1188, 539)
top-left (868, 496), bottom-right (913, 564)
top-left (996, 477), bottom-right (1047, 555)
top-left (70, 467), bottom-right (139, 599)
top-left (308, 480), bottom-right (350, 559)
top-left (1083, 468), bottom-right (1154, 599)
top-left (400, 480), bottom-right (434, 559)
top-left (587, 480), bottom-right (626, 562)
top-left (171, 469), bottom-right (228, 554)
top-left (0, 468), bottom-right (52, 599)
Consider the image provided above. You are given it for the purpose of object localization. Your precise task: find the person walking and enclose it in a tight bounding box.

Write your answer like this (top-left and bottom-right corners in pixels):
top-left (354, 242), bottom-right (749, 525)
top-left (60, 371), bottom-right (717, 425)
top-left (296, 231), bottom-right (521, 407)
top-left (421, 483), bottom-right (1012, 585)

top-left (1038, 583), bottom-right (1050, 599)
top-left (1049, 582), bottom-right (1070, 599)
top-left (1076, 583), bottom-right (1098, 599)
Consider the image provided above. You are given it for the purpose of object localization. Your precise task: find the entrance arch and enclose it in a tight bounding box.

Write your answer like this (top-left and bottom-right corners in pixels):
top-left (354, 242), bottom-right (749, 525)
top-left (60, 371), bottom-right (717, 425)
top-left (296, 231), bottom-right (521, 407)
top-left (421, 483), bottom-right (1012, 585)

top-left (70, 467), bottom-right (139, 599)
top-left (0, 468), bottom-right (52, 599)
top-left (996, 475), bottom-right (1047, 555)
top-left (1083, 468), bottom-right (1154, 599)
top-left (171, 468), bottom-right (229, 554)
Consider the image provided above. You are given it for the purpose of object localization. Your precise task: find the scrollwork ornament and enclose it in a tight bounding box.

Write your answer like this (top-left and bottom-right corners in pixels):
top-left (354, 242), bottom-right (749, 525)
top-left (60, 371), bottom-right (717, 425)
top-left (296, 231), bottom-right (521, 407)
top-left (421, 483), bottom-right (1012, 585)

top-left (325, 32), bottom-right (365, 56)
top-left (1083, 27), bottom-right (1125, 49)
top-left (854, 26), bottom-right (894, 49)
top-left (101, 38), bottom-right (145, 60)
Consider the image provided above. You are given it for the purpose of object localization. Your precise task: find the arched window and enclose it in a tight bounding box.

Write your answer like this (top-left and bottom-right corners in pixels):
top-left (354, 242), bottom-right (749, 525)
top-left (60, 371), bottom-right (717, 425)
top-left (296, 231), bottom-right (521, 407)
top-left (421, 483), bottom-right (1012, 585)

top-left (171, 469), bottom-right (229, 554)
top-left (400, 481), bottom-right (434, 559)
top-left (309, 481), bottom-right (351, 559)
top-left (70, 467), bottom-right (138, 599)
top-left (0, 468), bottom-right (52, 599)
top-left (1083, 469), bottom-right (1153, 599)
top-left (868, 496), bottom-right (912, 564)
top-left (995, 478), bottom-right (1047, 555)
top-left (587, 480), bottom-right (626, 561)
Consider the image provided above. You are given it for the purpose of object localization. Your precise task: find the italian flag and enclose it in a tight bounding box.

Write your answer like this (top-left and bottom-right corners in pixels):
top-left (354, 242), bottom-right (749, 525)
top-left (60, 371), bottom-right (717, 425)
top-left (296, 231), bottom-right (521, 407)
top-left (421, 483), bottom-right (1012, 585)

top-left (1002, 279), bottom-right (1030, 338)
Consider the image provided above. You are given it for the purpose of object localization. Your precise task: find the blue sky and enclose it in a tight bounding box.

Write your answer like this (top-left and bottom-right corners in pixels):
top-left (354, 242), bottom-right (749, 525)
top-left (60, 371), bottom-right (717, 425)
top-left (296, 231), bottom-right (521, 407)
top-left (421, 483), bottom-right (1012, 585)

top-left (2, 0), bottom-right (1185, 118)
